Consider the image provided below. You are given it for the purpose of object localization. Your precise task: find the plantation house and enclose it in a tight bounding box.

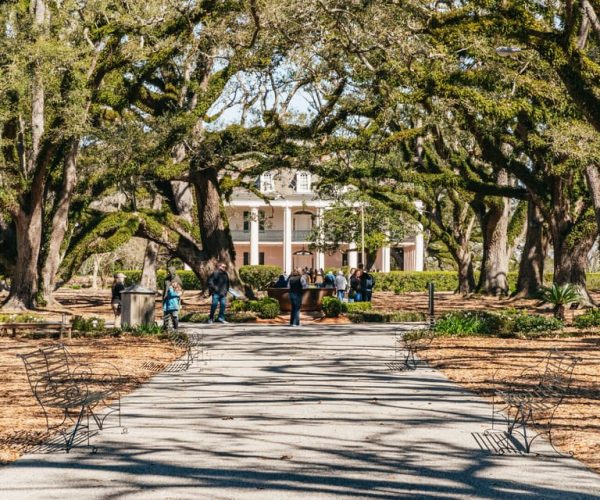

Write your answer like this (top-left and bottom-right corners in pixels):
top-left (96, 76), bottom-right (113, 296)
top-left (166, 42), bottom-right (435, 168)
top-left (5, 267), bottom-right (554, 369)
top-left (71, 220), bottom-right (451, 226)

top-left (225, 169), bottom-right (424, 274)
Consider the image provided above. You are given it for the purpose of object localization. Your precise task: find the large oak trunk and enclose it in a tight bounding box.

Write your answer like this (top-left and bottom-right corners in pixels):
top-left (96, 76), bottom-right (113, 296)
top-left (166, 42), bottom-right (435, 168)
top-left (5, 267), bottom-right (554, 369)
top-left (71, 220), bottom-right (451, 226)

top-left (39, 143), bottom-right (79, 306)
top-left (456, 249), bottom-right (476, 295)
top-left (193, 167), bottom-right (236, 277)
top-left (514, 200), bottom-right (547, 298)
top-left (3, 209), bottom-right (43, 310)
top-left (140, 195), bottom-right (163, 290)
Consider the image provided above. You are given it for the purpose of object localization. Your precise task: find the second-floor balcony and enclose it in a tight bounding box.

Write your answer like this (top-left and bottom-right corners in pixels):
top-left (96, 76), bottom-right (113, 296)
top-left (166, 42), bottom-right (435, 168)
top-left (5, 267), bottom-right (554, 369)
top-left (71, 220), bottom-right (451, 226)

top-left (230, 229), bottom-right (313, 242)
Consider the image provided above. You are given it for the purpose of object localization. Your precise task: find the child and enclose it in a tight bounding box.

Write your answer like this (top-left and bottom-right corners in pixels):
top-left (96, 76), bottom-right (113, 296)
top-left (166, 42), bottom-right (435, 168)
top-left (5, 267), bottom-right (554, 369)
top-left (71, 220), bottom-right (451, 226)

top-left (163, 281), bottom-right (182, 331)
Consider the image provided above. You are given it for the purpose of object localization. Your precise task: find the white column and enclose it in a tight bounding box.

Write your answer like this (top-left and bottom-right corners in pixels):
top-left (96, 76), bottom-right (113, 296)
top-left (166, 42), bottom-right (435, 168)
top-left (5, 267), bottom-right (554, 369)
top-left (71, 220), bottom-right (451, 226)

top-left (415, 232), bottom-right (424, 272)
top-left (348, 242), bottom-right (358, 269)
top-left (382, 245), bottom-right (391, 273)
top-left (283, 206), bottom-right (292, 274)
top-left (316, 208), bottom-right (325, 269)
top-left (250, 207), bottom-right (259, 265)
top-left (414, 200), bottom-right (425, 272)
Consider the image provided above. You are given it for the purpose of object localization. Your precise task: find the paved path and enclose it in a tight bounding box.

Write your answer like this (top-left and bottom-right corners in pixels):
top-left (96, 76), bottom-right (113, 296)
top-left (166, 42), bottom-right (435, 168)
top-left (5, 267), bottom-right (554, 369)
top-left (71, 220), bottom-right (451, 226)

top-left (2, 324), bottom-right (600, 499)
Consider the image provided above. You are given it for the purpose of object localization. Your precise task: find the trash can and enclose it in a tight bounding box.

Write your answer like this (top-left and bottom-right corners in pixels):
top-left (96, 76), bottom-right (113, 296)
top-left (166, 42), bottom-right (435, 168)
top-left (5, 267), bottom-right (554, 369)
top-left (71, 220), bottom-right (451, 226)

top-left (121, 284), bottom-right (156, 328)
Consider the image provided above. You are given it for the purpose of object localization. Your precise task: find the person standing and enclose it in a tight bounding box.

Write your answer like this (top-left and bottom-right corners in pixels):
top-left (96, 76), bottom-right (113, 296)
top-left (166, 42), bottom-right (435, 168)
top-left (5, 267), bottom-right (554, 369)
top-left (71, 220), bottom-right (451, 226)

top-left (288, 267), bottom-right (307, 326)
top-left (208, 262), bottom-right (230, 324)
top-left (335, 270), bottom-right (348, 301)
top-left (163, 266), bottom-right (182, 300)
top-left (350, 269), bottom-right (362, 302)
top-left (361, 269), bottom-right (376, 302)
top-left (111, 273), bottom-right (126, 325)
top-left (163, 281), bottom-right (182, 331)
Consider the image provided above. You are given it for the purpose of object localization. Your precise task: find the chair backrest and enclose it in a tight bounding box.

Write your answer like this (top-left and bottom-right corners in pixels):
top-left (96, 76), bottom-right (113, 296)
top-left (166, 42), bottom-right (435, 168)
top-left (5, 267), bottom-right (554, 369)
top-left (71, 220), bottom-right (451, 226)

top-left (19, 345), bottom-right (73, 403)
top-left (539, 349), bottom-right (581, 396)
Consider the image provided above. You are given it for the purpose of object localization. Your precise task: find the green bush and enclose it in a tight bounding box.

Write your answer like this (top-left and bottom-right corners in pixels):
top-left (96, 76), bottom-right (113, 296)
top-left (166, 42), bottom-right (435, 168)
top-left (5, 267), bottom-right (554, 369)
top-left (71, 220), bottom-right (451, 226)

top-left (0, 313), bottom-right (42, 323)
top-left (180, 312), bottom-right (210, 323)
top-left (512, 314), bottom-right (563, 333)
top-left (72, 315), bottom-right (106, 332)
top-left (233, 297), bottom-right (281, 319)
top-left (574, 308), bottom-right (600, 328)
top-left (239, 265), bottom-right (282, 292)
top-left (373, 271), bottom-right (459, 293)
top-left (433, 311), bottom-right (505, 336)
top-left (346, 302), bottom-right (372, 313)
top-left (229, 300), bottom-right (248, 313)
top-left (118, 270), bottom-right (202, 290)
top-left (322, 296), bottom-right (343, 317)
top-left (247, 297), bottom-right (280, 319)
top-left (122, 323), bottom-right (163, 336)
top-left (348, 310), bottom-right (426, 323)
top-left (434, 310), bottom-right (563, 337)
top-left (225, 311), bottom-right (257, 323)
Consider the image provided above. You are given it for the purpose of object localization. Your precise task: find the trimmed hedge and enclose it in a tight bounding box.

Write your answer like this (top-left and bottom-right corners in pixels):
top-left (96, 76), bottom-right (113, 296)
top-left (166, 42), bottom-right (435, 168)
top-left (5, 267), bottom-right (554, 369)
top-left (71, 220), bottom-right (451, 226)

top-left (348, 310), bottom-right (427, 323)
top-left (110, 270), bottom-right (600, 293)
top-left (239, 265), bottom-right (282, 292)
top-left (119, 270), bottom-right (202, 290)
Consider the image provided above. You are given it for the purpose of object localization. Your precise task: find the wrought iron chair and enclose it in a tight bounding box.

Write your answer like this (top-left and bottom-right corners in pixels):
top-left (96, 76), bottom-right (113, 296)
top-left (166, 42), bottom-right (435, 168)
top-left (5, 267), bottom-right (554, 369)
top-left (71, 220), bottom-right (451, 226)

top-left (18, 344), bottom-right (123, 452)
top-left (387, 328), bottom-right (436, 371)
top-left (489, 349), bottom-right (581, 455)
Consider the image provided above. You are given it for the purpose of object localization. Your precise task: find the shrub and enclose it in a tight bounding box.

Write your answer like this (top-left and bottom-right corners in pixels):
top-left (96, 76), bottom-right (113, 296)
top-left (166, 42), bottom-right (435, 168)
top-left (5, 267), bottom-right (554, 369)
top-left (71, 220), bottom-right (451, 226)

top-left (345, 302), bottom-right (372, 313)
top-left (225, 311), bottom-right (257, 323)
top-left (234, 297), bottom-right (281, 319)
top-left (433, 311), bottom-right (505, 336)
top-left (123, 323), bottom-right (163, 336)
top-left (72, 315), bottom-right (106, 332)
top-left (247, 297), bottom-right (280, 319)
top-left (434, 310), bottom-right (563, 337)
top-left (180, 312), bottom-right (210, 323)
top-left (348, 310), bottom-right (426, 323)
top-left (574, 308), bottom-right (600, 328)
top-left (239, 265), bottom-right (282, 292)
top-left (229, 300), bottom-right (248, 313)
top-left (512, 314), bottom-right (563, 333)
top-left (373, 271), bottom-right (459, 293)
top-left (0, 313), bottom-right (42, 323)
top-left (540, 283), bottom-right (580, 320)
top-left (322, 296), bottom-right (343, 317)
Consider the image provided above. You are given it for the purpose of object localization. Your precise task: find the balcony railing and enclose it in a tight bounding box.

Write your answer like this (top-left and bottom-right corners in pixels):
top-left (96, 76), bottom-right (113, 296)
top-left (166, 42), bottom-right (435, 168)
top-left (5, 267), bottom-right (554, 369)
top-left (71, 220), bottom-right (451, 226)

top-left (292, 230), bottom-right (312, 242)
top-left (230, 229), bottom-right (312, 242)
top-left (231, 230), bottom-right (284, 242)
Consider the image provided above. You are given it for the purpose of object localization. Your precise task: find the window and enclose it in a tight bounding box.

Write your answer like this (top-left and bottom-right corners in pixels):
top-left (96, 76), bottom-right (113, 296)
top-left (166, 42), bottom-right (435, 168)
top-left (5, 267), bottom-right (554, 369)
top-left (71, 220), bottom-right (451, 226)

top-left (260, 172), bottom-right (275, 193)
top-left (295, 171), bottom-right (311, 193)
top-left (243, 252), bottom-right (264, 265)
top-left (243, 211), bottom-right (265, 232)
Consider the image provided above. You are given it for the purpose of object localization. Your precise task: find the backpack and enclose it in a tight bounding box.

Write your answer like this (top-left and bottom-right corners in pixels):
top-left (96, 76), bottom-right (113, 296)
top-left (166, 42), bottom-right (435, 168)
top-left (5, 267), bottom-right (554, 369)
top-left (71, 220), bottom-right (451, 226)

top-left (324, 273), bottom-right (335, 286)
top-left (364, 273), bottom-right (374, 290)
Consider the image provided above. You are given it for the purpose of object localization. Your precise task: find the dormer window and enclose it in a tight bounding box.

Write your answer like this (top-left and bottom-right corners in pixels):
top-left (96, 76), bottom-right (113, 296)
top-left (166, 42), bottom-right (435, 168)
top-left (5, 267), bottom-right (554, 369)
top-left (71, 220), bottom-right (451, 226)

top-left (260, 172), bottom-right (275, 193)
top-left (296, 171), bottom-right (311, 193)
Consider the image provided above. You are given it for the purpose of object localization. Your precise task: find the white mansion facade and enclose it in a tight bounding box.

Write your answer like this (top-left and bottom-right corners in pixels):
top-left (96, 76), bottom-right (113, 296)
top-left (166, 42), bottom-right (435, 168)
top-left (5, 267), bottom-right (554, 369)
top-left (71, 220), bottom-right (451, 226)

top-left (225, 170), bottom-right (424, 274)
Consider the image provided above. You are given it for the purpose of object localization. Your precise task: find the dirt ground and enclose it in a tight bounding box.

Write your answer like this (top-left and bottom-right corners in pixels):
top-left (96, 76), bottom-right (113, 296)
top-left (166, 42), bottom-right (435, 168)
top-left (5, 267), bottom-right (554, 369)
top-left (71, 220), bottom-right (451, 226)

top-left (1, 288), bottom-right (599, 472)
top-left (0, 336), bottom-right (182, 464)
top-left (421, 336), bottom-right (600, 473)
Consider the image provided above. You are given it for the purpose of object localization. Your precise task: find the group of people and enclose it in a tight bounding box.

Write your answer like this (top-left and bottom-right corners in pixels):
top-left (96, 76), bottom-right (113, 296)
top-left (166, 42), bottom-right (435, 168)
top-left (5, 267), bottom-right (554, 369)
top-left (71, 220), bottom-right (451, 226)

top-left (110, 261), bottom-right (375, 330)
top-left (274, 265), bottom-right (376, 303)
top-left (275, 264), bottom-right (376, 327)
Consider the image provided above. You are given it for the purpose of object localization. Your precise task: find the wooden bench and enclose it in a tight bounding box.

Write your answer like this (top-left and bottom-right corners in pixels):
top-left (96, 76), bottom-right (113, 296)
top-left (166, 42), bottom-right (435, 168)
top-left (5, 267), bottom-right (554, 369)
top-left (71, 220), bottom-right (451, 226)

top-left (489, 349), bottom-right (581, 455)
top-left (18, 344), bottom-right (123, 452)
top-left (0, 318), bottom-right (72, 339)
